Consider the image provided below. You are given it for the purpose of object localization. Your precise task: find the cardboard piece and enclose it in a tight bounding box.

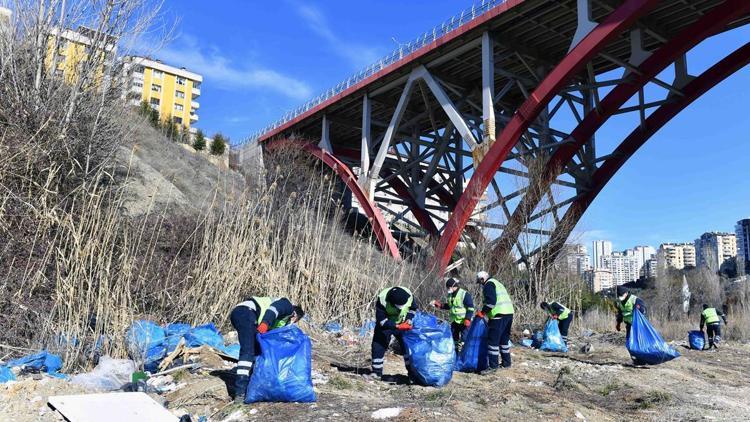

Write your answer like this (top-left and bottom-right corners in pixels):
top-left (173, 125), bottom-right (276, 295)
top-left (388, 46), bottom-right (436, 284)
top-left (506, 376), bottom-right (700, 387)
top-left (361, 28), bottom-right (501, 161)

top-left (48, 392), bottom-right (177, 422)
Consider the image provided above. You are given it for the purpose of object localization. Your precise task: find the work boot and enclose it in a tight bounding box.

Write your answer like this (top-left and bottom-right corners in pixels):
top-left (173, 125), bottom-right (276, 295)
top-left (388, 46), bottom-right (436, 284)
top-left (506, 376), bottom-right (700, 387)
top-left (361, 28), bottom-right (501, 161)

top-left (233, 374), bottom-right (249, 402)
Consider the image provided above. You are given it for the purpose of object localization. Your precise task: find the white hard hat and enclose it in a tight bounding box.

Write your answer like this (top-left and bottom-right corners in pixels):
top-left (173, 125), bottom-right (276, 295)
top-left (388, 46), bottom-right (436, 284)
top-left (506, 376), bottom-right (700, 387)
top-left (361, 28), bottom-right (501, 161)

top-left (476, 271), bottom-right (489, 283)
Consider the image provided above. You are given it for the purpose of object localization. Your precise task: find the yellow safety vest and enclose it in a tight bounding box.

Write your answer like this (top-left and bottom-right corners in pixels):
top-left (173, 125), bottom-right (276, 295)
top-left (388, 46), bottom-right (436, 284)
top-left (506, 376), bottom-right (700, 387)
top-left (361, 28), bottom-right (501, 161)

top-left (487, 279), bottom-right (514, 317)
top-left (377, 287), bottom-right (413, 324)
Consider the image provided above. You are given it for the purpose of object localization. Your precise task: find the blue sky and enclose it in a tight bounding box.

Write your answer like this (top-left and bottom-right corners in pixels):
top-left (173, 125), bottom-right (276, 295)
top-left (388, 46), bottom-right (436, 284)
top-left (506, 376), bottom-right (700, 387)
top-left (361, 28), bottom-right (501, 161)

top-left (155, 1), bottom-right (750, 253)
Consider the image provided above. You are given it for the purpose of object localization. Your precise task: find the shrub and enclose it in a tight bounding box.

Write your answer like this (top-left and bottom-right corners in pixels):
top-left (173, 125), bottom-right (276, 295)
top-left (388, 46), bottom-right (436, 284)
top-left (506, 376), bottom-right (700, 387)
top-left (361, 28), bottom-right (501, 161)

top-left (211, 133), bottom-right (227, 156)
top-left (192, 129), bottom-right (206, 151)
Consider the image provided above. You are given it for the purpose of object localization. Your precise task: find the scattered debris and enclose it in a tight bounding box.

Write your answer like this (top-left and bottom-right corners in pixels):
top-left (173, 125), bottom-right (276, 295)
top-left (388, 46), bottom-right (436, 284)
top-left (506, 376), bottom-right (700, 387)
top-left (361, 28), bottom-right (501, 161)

top-left (48, 392), bottom-right (177, 422)
top-left (70, 356), bottom-right (136, 392)
top-left (371, 407), bottom-right (402, 419)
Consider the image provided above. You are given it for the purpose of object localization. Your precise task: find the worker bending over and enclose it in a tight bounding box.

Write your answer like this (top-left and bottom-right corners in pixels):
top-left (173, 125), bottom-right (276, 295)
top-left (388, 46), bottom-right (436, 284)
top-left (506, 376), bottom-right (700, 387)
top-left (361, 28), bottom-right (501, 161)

top-left (368, 286), bottom-right (418, 380)
top-left (229, 296), bottom-right (304, 401)
top-left (540, 300), bottom-right (573, 346)
top-left (700, 304), bottom-right (728, 350)
top-left (431, 277), bottom-right (475, 351)
top-left (475, 271), bottom-right (514, 370)
top-left (615, 286), bottom-right (646, 342)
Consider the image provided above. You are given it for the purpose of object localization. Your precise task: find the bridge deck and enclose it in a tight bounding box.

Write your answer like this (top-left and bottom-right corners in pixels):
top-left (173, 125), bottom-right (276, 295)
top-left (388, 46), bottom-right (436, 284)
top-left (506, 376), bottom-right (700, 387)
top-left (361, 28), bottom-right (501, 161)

top-left (254, 0), bottom-right (744, 154)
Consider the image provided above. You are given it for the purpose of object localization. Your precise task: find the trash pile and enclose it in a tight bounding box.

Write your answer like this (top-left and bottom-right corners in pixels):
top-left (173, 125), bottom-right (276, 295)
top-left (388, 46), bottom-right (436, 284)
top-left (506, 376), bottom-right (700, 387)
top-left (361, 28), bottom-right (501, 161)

top-left (0, 351), bottom-right (65, 384)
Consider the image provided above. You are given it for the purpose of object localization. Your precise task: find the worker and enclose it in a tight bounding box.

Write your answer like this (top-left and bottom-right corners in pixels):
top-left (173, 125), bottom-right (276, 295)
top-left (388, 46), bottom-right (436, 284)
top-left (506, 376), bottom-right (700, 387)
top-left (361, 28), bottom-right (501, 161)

top-left (229, 297), bottom-right (304, 401)
top-left (615, 286), bottom-right (646, 342)
top-left (475, 271), bottom-right (514, 370)
top-left (700, 304), bottom-right (728, 350)
top-left (367, 286), bottom-right (418, 380)
top-left (430, 277), bottom-right (475, 351)
top-left (540, 300), bottom-right (573, 346)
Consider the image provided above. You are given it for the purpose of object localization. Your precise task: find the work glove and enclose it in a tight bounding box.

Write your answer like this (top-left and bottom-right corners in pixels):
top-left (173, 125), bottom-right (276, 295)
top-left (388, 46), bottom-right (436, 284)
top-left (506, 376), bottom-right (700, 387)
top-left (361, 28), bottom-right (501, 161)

top-left (463, 319), bottom-right (471, 328)
top-left (635, 304), bottom-right (641, 310)
top-left (257, 322), bottom-right (269, 334)
top-left (615, 322), bottom-right (621, 332)
top-left (396, 321), bottom-right (412, 331)
top-left (475, 311), bottom-right (486, 320)
top-left (431, 300), bottom-right (441, 308)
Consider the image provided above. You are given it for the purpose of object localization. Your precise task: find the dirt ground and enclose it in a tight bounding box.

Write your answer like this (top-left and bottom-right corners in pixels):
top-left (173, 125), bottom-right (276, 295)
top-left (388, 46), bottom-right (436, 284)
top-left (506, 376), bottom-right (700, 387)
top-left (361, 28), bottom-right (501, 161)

top-left (2, 329), bottom-right (749, 421)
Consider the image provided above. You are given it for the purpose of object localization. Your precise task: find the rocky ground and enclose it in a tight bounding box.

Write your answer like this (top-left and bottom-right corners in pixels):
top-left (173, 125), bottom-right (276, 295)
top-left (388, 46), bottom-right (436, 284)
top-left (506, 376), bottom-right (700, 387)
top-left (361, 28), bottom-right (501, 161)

top-left (2, 329), bottom-right (749, 421)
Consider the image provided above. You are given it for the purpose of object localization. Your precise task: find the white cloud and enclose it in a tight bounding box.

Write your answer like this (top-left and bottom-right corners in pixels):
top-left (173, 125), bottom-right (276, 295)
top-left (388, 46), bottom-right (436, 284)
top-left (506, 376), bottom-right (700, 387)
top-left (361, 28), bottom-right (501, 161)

top-left (293, 3), bottom-right (381, 68)
top-left (156, 35), bottom-right (312, 100)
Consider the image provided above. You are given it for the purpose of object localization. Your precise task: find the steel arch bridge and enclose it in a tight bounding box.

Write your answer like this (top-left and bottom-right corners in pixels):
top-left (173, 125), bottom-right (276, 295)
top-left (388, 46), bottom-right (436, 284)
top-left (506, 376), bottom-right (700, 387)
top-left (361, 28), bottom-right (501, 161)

top-left (236, 0), bottom-right (750, 272)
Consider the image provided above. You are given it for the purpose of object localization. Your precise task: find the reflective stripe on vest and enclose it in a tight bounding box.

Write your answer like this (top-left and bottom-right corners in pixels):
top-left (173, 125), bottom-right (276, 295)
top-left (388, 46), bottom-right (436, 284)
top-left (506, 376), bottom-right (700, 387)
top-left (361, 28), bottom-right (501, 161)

top-left (549, 302), bottom-right (571, 320)
top-left (487, 279), bottom-right (514, 317)
top-left (377, 287), bottom-right (413, 324)
top-left (447, 288), bottom-right (474, 323)
top-left (618, 294), bottom-right (637, 324)
top-left (251, 296), bottom-right (289, 329)
top-left (702, 308), bottom-right (720, 324)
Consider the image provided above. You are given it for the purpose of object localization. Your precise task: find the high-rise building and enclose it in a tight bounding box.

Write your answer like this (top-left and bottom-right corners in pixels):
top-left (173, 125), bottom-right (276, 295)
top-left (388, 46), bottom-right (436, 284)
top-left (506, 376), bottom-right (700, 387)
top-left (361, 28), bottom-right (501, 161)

top-left (736, 218), bottom-right (750, 275)
top-left (0, 7), bottom-right (11, 30)
top-left (695, 232), bottom-right (737, 272)
top-left (121, 56), bottom-right (202, 130)
top-left (592, 240), bottom-right (613, 269)
top-left (632, 245), bottom-right (656, 278)
top-left (584, 268), bottom-right (614, 293)
top-left (645, 258), bottom-right (658, 279)
top-left (603, 251), bottom-right (640, 286)
top-left (45, 27), bottom-right (117, 86)
top-left (657, 243), bottom-right (696, 276)
top-left (560, 244), bottom-right (591, 276)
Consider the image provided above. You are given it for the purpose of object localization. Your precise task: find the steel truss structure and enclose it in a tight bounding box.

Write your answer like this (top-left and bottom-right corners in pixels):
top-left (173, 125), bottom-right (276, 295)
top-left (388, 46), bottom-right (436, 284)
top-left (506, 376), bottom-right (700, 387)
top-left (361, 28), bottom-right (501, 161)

top-left (239, 0), bottom-right (750, 272)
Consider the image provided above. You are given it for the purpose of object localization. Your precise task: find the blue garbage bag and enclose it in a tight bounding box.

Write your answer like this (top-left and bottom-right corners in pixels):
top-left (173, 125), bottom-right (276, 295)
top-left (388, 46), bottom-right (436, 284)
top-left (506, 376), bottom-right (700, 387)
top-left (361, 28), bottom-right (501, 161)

top-left (245, 325), bottom-right (316, 403)
top-left (454, 317), bottom-right (487, 373)
top-left (531, 330), bottom-right (544, 348)
top-left (322, 322), bottom-right (342, 334)
top-left (184, 323), bottom-right (225, 350)
top-left (6, 351), bottom-right (65, 378)
top-left (520, 338), bottom-right (534, 348)
top-left (688, 330), bottom-right (705, 350)
top-left (358, 320), bottom-right (376, 337)
top-left (126, 320), bottom-right (167, 372)
top-left (402, 312), bottom-right (455, 387)
top-left (626, 309), bottom-right (680, 365)
top-left (0, 366), bottom-right (15, 383)
top-left (165, 323), bottom-right (192, 352)
top-left (540, 319), bottom-right (568, 353)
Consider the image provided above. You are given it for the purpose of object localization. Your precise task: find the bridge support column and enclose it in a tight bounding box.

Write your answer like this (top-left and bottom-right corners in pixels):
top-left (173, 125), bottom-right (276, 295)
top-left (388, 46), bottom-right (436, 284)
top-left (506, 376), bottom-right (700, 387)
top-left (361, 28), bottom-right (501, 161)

top-left (319, 114), bottom-right (333, 153)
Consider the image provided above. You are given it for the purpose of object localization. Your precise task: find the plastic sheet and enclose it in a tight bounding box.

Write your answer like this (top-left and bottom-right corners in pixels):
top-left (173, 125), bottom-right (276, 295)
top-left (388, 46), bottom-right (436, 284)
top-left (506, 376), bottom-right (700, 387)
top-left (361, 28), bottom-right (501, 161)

top-left (540, 319), bottom-right (568, 353)
top-left (245, 325), bottom-right (316, 403)
top-left (164, 323), bottom-right (192, 352)
top-left (626, 309), bottom-right (680, 365)
top-left (126, 320), bottom-right (167, 372)
top-left (402, 312), bottom-right (455, 387)
top-left (454, 317), bottom-right (487, 372)
top-left (688, 330), bottom-right (705, 350)
top-left (70, 356), bottom-right (137, 391)
top-left (6, 350), bottom-right (65, 378)
top-left (221, 344), bottom-right (241, 359)
top-left (184, 323), bottom-right (225, 350)
top-left (0, 366), bottom-right (15, 383)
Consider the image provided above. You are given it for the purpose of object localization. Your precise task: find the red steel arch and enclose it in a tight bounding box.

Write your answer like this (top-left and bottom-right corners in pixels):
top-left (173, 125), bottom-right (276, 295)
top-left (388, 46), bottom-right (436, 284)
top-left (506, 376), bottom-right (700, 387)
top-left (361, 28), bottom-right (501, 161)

top-left (539, 42), bottom-right (750, 261)
top-left (489, 1), bottom-right (750, 261)
top-left (265, 140), bottom-right (402, 260)
top-left (433, 0), bottom-right (661, 270)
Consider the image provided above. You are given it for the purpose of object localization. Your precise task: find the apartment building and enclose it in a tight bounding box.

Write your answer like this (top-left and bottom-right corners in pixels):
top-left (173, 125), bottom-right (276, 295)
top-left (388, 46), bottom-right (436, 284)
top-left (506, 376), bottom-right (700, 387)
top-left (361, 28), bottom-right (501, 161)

top-left (695, 232), bottom-right (737, 272)
top-left (602, 251), bottom-right (640, 286)
top-left (121, 56), bottom-right (202, 130)
top-left (560, 244), bottom-right (591, 277)
top-left (0, 7), bottom-right (10, 31)
top-left (46, 26), bottom-right (117, 86)
top-left (592, 240), bottom-right (613, 269)
top-left (657, 242), bottom-right (696, 276)
top-left (585, 268), bottom-right (614, 293)
top-left (737, 219), bottom-right (750, 275)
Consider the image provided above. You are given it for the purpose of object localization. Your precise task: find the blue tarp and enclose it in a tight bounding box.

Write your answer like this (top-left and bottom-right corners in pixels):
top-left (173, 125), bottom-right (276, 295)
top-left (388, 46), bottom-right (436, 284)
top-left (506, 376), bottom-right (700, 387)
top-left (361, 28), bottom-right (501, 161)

top-left (402, 312), bottom-right (455, 387)
top-left (184, 323), bottom-right (225, 350)
top-left (245, 325), bottom-right (316, 403)
top-left (626, 309), bottom-right (680, 365)
top-left (221, 344), bottom-right (241, 359)
top-left (4, 351), bottom-right (65, 379)
top-left (540, 319), bottom-right (568, 353)
top-left (0, 366), bottom-right (15, 383)
top-left (165, 323), bottom-right (192, 352)
top-left (126, 320), bottom-right (167, 372)
top-left (688, 330), bottom-right (705, 350)
top-left (454, 317), bottom-right (487, 373)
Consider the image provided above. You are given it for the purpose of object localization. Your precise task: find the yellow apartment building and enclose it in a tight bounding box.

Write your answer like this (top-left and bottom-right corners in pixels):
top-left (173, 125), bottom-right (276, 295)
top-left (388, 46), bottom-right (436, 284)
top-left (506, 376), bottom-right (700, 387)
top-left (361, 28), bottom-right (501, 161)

top-left (121, 56), bottom-right (202, 130)
top-left (46, 26), bottom-right (117, 86)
